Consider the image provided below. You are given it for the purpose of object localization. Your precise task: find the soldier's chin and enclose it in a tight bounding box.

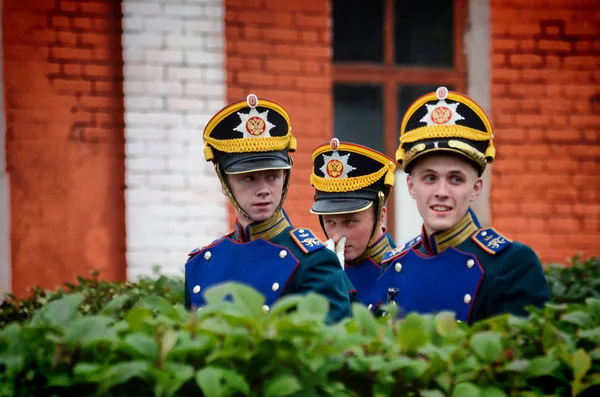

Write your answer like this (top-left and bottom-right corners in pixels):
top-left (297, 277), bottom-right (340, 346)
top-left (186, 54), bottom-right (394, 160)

top-left (248, 208), bottom-right (275, 222)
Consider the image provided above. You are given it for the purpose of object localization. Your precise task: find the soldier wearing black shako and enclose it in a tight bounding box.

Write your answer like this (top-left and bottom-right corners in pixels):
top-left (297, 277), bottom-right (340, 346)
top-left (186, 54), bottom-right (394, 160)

top-left (310, 139), bottom-right (397, 306)
top-left (372, 87), bottom-right (550, 323)
top-left (184, 94), bottom-right (352, 323)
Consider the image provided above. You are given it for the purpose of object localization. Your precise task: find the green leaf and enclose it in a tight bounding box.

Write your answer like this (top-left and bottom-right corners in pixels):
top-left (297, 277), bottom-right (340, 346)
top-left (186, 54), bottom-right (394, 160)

top-left (73, 362), bottom-right (103, 383)
top-left (164, 362), bottom-right (194, 383)
top-left (526, 356), bottom-right (560, 378)
top-left (352, 303), bottom-right (379, 338)
top-left (578, 327), bottom-right (600, 343)
top-left (585, 298), bottom-right (600, 320)
top-left (420, 390), bottom-right (445, 397)
top-left (141, 295), bottom-right (179, 320)
top-left (203, 282), bottom-right (265, 318)
top-left (479, 387), bottom-right (507, 397)
top-left (160, 329), bottom-right (178, 360)
top-left (122, 333), bottom-right (159, 361)
top-left (469, 332), bottom-right (503, 363)
top-left (30, 293), bottom-right (84, 329)
top-left (572, 348), bottom-right (591, 396)
top-left (124, 306), bottom-right (153, 331)
top-left (64, 316), bottom-right (115, 347)
top-left (434, 311), bottom-right (458, 337)
top-left (397, 313), bottom-right (432, 354)
top-left (503, 359), bottom-right (530, 372)
top-left (99, 361), bottom-right (151, 393)
top-left (100, 294), bottom-right (130, 316)
top-left (264, 374), bottom-right (302, 397)
top-left (561, 311), bottom-right (593, 326)
top-left (196, 366), bottom-right (250, 397)
top-left (297, 293), bottom-right (329, 320)
top-left (267, 295), bottom-right (305, 318)
top-left (451, 382), bottom-right (480, 397)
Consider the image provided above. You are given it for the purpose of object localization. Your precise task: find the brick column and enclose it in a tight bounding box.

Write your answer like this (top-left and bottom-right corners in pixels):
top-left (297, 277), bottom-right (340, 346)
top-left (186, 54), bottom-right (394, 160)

top-left (122, 0), bottom-right (228, 279)
top-left (3, 0), bottom-right (126, 295)
top-left (491, 0), bottom-right (600, 263)
top-left (225, 0), bottom-right (332, 235)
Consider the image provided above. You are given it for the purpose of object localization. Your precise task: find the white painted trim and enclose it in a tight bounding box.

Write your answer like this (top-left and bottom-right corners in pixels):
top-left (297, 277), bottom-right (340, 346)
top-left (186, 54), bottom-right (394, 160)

top-left (394, 0), bottom-right (492, 243)
top-left (465, 0), bottom-right (492, 227)
top-left (0, 0), bottom-right (12, 297)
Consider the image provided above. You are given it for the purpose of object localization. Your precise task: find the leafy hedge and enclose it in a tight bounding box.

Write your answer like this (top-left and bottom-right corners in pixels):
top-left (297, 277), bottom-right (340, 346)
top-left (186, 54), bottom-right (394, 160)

top-left (0, 269), bottom-right (183, 329)
top-left (0, 258), bottom-right (599, 396)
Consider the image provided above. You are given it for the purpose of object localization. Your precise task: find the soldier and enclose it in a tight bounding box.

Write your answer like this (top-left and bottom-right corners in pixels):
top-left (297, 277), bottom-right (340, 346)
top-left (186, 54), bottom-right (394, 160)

top-left (372, 87), bottom-right (549, 323)
top-left (184, 94), bottom-right (352, 323)
top-left (310, 139), bottom-right (397, 305)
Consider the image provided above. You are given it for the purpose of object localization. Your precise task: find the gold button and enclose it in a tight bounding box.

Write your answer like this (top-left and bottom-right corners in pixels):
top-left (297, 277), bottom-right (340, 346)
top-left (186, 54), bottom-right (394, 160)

top-left (467, 259), bottom-right (475, 268)
top-left (481, 231), bottom-right (487, 236)
top-left (464, 294), bottom-right (472, 304)
top-left (192, 285), bottom-right (201, 294)
top-left (395, 262), bottom-right (402, 272)
top-left (279, 250), bottom-right (287, 258)
top-left (272, 282), bottom-right (280, 292)
top-left (367, 304), bottom-right (373, 310)
top-left (299, 229), bottom-right (305, 233)
top-left (204, 251), bottom-right (211, 260)
top-left (262, 304), bottom-right (270, 313)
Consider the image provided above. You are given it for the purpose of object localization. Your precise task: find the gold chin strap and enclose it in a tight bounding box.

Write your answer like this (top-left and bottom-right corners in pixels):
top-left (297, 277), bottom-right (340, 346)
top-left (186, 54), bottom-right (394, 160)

top-left (368, 191), bottom-right (386, 246)
top-left (215, 163), bottom-right (250, 219)
top-left (276, 165), bottom-right (292, 214)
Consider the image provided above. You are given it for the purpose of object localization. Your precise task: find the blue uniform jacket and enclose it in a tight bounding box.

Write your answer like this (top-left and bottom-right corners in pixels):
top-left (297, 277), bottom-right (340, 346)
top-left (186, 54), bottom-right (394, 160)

top-left (344, 229), bottom-right (395, 305)
top-left (372, 208), bottom-right (550, 323)
top-left (184, 209), bottom-right (352, 323)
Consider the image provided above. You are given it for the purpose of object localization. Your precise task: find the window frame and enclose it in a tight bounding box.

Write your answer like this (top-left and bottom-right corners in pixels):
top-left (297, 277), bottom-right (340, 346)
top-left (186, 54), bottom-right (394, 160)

top-left (332, 0), bottom-right (468, 236)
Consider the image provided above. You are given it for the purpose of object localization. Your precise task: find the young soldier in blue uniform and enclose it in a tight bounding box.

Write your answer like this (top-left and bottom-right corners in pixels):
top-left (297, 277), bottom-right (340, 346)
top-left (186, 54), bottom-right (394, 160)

top-left (310, 139), bottom-right (397, 305)
top-left (372, 86), bottom-right (549, 323)
top-left (184, 94), bottom-right (352, 323)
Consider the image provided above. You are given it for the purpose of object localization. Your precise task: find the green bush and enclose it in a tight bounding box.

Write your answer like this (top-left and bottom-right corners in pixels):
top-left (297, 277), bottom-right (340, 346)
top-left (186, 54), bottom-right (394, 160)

top-left (0, 283), bottom-right (599, 396)
top-left (0, 269), bottom-right (184, 329)
top-left (545, 256), bottom-right (600, 304)
top-left (0, 257), bottom-right (598, 396)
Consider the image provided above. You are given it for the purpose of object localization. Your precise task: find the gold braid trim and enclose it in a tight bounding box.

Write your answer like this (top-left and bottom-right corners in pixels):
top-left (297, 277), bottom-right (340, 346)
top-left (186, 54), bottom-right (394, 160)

top-left (215, 163), bottom-right (249, 219)
top-left (205, 134), bottom-right (294, 156)
top-left (400, 125), bottom-right (491, 144)
top-left (311, 165), bottom-right (394, 193)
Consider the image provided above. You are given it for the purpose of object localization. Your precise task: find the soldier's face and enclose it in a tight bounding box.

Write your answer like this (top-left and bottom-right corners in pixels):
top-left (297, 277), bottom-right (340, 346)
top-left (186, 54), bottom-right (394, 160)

top-left (227, 169), bottom-right (285, 226)
top-left (322, 206), bottom-right (385, 261)
top-left (407, 154), bottom-right (482, 236)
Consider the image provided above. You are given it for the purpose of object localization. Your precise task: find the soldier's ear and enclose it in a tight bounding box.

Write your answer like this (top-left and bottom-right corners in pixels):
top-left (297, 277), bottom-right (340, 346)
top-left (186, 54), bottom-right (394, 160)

top-left (407, 175), bottom-right (416, 199)
top-left (380, 206), bottom-right (387, 223)
top-left (469, 177), bottom-right (483, 202)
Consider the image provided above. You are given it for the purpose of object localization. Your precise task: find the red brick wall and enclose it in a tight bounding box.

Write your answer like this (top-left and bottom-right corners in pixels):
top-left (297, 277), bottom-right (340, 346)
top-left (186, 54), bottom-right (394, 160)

top-left (3, 0), bottom-right (126, 295)
top-left (491, 0), bottom-right (600, 264)
top-left (224, 0), bottom-right (332, 236)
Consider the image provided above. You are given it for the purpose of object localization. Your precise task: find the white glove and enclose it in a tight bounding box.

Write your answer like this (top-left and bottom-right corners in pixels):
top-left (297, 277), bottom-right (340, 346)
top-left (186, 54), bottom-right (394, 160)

top-left (325, 237), bottom-right (346, 269)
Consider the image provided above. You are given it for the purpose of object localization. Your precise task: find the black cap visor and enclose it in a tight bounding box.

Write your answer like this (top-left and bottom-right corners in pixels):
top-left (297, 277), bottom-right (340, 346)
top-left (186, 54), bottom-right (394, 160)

top-left (221, 150), bottom-right (291, 174)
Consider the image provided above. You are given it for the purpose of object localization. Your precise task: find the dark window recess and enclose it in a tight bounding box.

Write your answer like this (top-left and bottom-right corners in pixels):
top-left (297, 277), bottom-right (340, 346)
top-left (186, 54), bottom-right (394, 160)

top-left (394, 0), bottom-right (454, 67)
top-left (334, 84), bottom-right (384, 153)
top-left (332, 0), bottom-right (385, 63)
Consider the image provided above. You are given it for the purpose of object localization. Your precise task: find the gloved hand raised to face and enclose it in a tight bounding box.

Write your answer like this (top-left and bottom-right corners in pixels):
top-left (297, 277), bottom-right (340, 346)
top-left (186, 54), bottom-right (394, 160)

top-left (325, 237), bottom-right (346, 269)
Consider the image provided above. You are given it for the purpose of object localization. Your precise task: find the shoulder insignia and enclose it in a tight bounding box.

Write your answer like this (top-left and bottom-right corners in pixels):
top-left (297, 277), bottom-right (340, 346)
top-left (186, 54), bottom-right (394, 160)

top-left (289, 228), bottom-right (325, 254)
top-left (382, 235), bottom-right (421, 262)
top-left (472, 227), bottom-right (512, 255)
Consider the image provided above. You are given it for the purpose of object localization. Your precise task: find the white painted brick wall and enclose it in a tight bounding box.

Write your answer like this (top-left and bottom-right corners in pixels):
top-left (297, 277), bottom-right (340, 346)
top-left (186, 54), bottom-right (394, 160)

top-left (122, 0), bottom-right (228, 280)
